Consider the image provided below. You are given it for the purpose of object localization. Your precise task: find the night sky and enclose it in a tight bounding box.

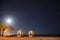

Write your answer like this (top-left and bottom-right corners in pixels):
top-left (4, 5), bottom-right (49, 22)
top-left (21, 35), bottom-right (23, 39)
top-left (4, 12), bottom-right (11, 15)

top-left (0, 0), bottom-right (60, 35)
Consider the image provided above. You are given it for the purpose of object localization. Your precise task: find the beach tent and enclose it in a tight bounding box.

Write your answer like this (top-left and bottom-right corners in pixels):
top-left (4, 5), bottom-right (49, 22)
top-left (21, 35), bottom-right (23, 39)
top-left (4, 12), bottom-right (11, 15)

top-left (28, 30), bottom-right (34, 37)
top-left (17, 30), bottom-right (24, 37)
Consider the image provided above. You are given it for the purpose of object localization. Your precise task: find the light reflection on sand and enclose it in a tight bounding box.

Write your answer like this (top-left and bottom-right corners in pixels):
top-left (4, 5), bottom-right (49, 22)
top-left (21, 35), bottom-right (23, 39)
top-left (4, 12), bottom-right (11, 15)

top-left (0, 36), bottom-right (60, 40)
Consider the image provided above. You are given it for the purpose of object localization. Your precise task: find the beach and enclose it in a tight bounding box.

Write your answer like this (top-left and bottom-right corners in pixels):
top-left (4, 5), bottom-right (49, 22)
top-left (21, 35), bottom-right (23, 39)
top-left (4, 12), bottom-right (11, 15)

top-left (0, 36), bottom-right (60, 40)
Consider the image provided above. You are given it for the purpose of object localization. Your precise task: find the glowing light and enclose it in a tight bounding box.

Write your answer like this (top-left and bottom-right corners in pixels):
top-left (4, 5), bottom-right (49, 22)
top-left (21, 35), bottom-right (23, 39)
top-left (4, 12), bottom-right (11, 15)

top-left (6, 19), bottom-right (12, 24)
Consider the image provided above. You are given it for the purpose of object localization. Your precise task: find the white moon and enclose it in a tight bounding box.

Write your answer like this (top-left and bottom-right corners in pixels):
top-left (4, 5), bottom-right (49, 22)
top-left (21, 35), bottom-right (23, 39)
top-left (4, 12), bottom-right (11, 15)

top-left (6, 19), bottom-right (12, 24)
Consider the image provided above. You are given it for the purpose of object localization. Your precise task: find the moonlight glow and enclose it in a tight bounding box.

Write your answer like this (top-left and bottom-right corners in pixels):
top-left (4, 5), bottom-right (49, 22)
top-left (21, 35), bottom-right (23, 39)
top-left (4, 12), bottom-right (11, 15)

top-left (6, 19), bottom-right (12, 24)
top-left (3, 17), bottom-right (15, 26)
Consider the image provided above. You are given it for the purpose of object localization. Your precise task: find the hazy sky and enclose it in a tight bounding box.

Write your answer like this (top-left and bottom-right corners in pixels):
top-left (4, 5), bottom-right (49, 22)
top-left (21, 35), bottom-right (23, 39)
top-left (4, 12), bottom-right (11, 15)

top-left (0, 0), bottom-right (60, 35)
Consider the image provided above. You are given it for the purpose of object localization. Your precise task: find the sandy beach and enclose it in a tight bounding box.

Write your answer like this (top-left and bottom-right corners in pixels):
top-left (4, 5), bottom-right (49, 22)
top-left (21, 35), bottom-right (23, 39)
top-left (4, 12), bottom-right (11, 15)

top-left (0, 36), bottom-right (60, 40)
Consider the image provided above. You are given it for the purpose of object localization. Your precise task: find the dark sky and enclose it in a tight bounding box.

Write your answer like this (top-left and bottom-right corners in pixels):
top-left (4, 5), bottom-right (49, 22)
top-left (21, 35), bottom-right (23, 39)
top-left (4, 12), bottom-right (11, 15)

top-left (0, 0), bottom-right (60, 35)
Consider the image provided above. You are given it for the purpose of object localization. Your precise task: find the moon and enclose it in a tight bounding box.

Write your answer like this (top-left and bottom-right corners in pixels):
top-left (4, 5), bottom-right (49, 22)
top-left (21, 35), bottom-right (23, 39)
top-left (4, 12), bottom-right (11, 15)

top-left (6, 18), bottom-right (12, 24)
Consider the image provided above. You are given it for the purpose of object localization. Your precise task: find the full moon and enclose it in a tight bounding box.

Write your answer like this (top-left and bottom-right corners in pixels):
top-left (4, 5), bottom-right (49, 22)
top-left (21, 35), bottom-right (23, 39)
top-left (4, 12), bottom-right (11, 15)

top-left (6, 19), bottom-right (12, 24)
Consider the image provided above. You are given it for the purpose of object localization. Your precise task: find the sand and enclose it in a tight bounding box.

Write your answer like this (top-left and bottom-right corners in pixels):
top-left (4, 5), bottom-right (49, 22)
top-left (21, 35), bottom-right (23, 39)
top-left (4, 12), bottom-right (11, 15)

top-left (0, 36), bottom-right (60, 40)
